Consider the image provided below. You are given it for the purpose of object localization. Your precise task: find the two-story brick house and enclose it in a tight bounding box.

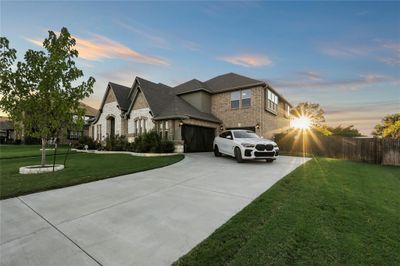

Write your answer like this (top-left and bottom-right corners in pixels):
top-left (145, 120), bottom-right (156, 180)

top-left (91, 73), bottom-right (291, 152)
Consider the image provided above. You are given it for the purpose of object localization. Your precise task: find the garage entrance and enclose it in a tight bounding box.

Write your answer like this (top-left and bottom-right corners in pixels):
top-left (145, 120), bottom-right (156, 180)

top-left (182, 125), bottom-right (216, 152)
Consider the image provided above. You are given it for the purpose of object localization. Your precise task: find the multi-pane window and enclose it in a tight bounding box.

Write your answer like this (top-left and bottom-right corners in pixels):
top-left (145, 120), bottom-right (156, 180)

top-left (67, 130), bottom-right (82, 140)
top-left (164, 121), bottom-right (169, 139)
top-left (134, 120), bottom-right (138, 136)
top-left (231, 91), bottom-right (240, 109)
top-left (231, 89), bottom-right (252, 109)
top-left (139, 119), bottom-right (142, 135)
top-left (96, 124), bottom-right (102, 140)
top-left (266, 89), bottom-right (279, 113)
top-left (143, 119), bottom-right (147, 133)
top-left (241, 89), bottom-right (251, 108)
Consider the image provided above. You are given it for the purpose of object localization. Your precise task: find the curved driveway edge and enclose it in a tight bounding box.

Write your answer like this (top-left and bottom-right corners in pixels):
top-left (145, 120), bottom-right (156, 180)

top-left (0, 153), bottom-right (310, 266)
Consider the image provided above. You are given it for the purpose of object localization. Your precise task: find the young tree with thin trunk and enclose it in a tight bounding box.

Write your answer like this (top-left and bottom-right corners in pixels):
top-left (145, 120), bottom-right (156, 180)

top-left (0, 28), bottom-right (95, 166)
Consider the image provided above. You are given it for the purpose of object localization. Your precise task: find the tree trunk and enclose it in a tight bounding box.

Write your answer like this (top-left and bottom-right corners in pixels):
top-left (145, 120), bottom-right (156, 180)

top-left (41, 138), bottom-right (46, 166)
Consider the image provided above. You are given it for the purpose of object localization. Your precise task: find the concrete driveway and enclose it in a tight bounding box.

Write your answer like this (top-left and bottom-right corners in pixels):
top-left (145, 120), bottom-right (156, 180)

top-left (0, 153), bottom-right (309, 266)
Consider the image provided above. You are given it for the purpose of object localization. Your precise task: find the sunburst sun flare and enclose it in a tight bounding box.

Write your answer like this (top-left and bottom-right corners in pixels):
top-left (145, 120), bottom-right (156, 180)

top-left (291, 116), bottom-right (311, 129)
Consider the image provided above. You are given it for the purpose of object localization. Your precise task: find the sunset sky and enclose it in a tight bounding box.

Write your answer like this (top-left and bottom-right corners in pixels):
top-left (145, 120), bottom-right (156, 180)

top-left (2, 1), bottom-right (399, 136)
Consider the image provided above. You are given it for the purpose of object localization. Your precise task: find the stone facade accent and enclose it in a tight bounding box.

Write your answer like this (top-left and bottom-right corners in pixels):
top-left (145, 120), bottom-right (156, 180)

top-left (211, 86), bottom-right (290, 139)
top-left (127, 107), bottom-right (154, 139)
top-left (105, 88), bottom-right (117, 104)
top-left (93, 90), bottom-right (122, 141)
top-left (121, 118), bottom-right (128, 136)
top-left (132, 91), bottom-right (148, 110)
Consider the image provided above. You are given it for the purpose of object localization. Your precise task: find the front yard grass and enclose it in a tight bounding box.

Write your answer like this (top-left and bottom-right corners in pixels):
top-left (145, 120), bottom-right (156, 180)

top-left (0, 144), bottom-right (74, 159)
top-left (0, 151), bottom-right (183, 199)
top-left (175, 158), bottom-right (400, 266)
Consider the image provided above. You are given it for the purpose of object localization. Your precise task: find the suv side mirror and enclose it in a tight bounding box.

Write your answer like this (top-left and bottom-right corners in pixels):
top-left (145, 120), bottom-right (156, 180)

top-left (226, 135), bottom-right (232, 139)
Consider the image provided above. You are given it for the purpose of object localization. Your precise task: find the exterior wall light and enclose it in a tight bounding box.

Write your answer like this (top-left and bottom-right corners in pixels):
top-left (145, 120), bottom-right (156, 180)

top-left (179, 121), bottom-right (184, 127)
top-left (220, 125), bottom-right (224, 131)
top-left (256, 123), bottom-right (260, 129)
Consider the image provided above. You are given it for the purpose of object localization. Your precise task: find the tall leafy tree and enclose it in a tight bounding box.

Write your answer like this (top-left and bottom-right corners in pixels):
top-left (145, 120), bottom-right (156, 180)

top-left (0, 28), bottom-right (95, 165)
top-left (373, 113), bottom-right (400, 139)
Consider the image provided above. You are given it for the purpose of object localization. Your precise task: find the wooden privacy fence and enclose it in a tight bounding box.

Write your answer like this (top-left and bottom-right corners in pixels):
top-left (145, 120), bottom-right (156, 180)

top-left (274, 133), bottom-right (400, 166)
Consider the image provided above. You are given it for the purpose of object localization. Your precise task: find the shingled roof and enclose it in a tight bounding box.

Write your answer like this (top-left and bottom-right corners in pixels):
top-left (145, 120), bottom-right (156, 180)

top-left (79, 102), bottom-right (98, 117)
top-left (133, 77), bottom-right (221, 123)
top-left (174, 79), bottom-right (212, 95)
top-left (204, 72), bottom-right (265, 93)
top-left (109, 82), bottom-right (131, 111)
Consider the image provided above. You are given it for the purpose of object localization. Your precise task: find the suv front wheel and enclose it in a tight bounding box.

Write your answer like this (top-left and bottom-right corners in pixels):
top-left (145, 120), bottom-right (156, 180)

top-left (234, 147), bottom-right (243, 163)
top-left (214, 145), bottom-right (221, 157)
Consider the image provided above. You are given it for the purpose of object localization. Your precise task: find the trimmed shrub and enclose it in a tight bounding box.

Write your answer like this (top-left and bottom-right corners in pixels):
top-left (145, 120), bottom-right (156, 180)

top-left (74, 135), bottom-right (97, 150)
top-left (160, 140), bottom-right (175, 153)
top-left (104, 135), bottom-right (128, 151)
top-left (132, 131), bottom-right (175, 153)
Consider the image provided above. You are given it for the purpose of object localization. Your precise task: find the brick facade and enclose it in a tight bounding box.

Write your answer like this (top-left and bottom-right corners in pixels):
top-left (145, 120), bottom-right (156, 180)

top-left (211, 86), bottom-right (290, 139)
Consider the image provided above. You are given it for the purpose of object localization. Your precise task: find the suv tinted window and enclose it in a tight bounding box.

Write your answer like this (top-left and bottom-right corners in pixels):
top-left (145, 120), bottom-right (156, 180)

top-left (219, 131), bottom-right (232, 138)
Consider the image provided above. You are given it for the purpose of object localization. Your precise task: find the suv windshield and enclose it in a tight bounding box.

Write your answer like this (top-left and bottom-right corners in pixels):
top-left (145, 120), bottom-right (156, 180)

top-left (233, 131), bottom-right (259, 138)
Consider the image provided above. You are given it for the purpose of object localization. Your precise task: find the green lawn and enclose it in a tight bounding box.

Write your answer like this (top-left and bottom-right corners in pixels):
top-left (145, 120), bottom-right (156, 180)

top-left (0, 148), bottom-right (183, 199)
top-left (174, 158), bottom-right (400, 266)
top-left (0, 144), bottom-right (74, 159)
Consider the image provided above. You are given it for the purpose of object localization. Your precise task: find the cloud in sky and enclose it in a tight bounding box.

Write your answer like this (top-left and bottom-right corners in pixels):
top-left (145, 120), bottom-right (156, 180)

top-left (270, 73), bottom-right (398, 91)
top-left (319, 43), bottom-right (371, 57)
top-left (219, 54), bottom-right (272, 67)
top-left (26, 33), bottom-right (169, 66)
top-left (297, 71), bottom-right (322, 81)
top-left (114, 20), bottom-right (168, 48)
top-left (319, 40), bottom-right (400, 65)
top-left (114, 19), bottom-right (200, 52)
top-left (380, 41), bottom-right (400, 65)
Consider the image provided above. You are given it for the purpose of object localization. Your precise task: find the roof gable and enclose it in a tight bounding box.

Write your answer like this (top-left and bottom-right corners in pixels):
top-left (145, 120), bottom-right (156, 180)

top-left (204, 72), bottom-right (265, 93)
top-left (109, 82), bottom-right (131, 111)
top-left (174, 79), bottom-right (212, 95)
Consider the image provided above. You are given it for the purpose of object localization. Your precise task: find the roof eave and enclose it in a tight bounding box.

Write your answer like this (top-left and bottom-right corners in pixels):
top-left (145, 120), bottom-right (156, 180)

top-left (176, 88), bottom-right (213, 96)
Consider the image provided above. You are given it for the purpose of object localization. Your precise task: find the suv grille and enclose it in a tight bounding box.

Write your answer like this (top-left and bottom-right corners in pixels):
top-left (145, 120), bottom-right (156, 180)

top-left (265, 144), bottom-right (274, 151)
top-left (255, 151), bottom-right (275, 157)
top-left (255, 144), bottom-right (266, 151)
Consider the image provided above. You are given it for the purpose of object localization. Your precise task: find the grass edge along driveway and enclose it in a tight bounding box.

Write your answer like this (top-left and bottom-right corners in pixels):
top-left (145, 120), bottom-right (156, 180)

top-left (174, 158), bottom-right (400, 266)
top-left (1, 152), bottom-right (184, 199)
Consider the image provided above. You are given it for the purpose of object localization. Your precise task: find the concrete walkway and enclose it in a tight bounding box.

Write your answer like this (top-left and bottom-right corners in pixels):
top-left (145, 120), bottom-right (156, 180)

top-left (0, 153), bottom-right (309, 266)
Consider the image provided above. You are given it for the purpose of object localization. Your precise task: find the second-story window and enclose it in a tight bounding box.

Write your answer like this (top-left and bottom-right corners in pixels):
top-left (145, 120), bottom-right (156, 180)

top-left (241, 89), bottom-right (251, 108)
top-left (266, 89), bottom-right (279, 113)
top-left (285, 103), bottom-right (291, 117)
top-left (231, 91), bottom-right (240, 109)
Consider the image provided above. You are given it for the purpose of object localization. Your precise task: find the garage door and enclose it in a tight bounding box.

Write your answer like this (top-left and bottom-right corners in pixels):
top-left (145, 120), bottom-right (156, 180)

top-left (226, 126), bottom-right (256, 132)
top-left (182, 125), bottom-right (216, 152)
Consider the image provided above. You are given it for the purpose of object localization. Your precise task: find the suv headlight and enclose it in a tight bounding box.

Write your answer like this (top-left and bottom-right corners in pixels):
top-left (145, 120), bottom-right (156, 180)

top-left (241, 143), bottom-right (255, 148)
top-left (273, 143), bottom-right (279, 148)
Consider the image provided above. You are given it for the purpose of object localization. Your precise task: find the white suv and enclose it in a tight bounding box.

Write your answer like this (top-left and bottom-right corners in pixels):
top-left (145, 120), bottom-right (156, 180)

top-left (213, 130), bottom-right (279, 163)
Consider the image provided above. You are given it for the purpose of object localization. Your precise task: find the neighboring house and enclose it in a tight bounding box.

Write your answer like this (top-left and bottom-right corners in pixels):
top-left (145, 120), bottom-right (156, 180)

top-left (0, 116), bottom-right (15, 144)
top-left (92, 73), bottom-right (292, 152)
top-left (64, 102), bottom-right (98, 141)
